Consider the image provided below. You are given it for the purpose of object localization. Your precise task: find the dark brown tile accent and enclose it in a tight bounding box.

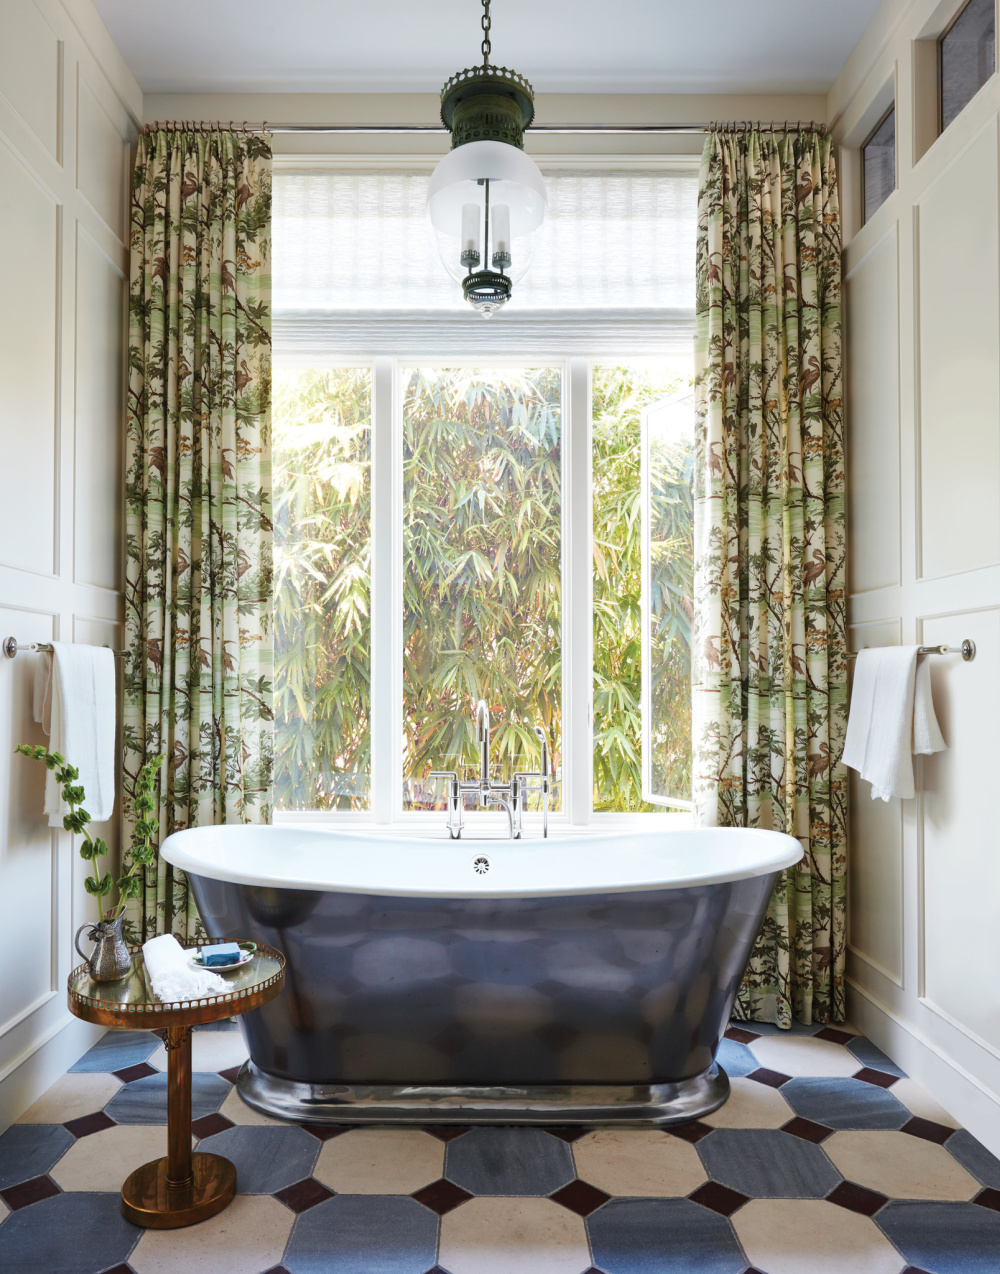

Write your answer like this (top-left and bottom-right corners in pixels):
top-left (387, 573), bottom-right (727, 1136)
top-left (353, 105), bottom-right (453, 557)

top-left (826, 1180), bottom-right (888, 1217)
top-left (64, 1111), bottom-right (116, 1138)
top-left (725, 1026), bottom-right (759, 1044)
top-left (301, 1124), bottom-right (349, 1141)
top-left (747, 1067), bottom-right (791, 1089)
top-left (113, 1062), bottom-right (158, 1084)
top-left (689, 1181), bottom-right (749, 1217)
top-left (421, 1268), bottom-right (453, 1274)
top-left (218, 1066), bottom-right (243, 1085)
top-left (0, 1175), bottom-right (60, 1211)
top-left (274, 1177), bottom-right (335, 1214)
top-left (781, 1117), bottom-right (833, 1144)
top-left (670, 1120), bottom-right (714, 1144)
top-left (261, 1267), bottom-right (294, 1274)
top-left (815, 1027), bottom-right (855, 1045)
top-left (549, 1179), bottom-right (610, 1216)
top-left (424, 1125), bottom-right (471, 1142)
top-left (901, 1116), bottom-right (954, 1145)
top-left (854, 1067), bottom-right (899, 1089)
top-left (98, 1266), bottom-right (136, 1274)
top-left (546, 1127), bottom-right (588, 1143)
top-left (412, 1178), bottom-right (473, 1216)
top-left (974, 1187), bottom-right (1000, 1213)
top-left (191, 1112), bottom-right (234, 1140)
top-left (899, 1267), bottom-right (934, 1274)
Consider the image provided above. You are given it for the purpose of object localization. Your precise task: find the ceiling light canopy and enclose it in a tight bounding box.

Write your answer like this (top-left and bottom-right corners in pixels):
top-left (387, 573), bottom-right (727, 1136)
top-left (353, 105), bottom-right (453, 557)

top-left (426, 0), bottom-right (547, 318)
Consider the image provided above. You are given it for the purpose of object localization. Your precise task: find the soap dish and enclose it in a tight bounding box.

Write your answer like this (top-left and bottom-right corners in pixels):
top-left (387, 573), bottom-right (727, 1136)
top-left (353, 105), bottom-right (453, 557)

top-left (190, 942), bottom-right (257, 972)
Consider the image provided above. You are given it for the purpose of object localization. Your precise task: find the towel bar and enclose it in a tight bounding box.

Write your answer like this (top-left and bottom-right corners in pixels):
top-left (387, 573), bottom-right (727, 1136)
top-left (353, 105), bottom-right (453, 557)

top-left (847, 640), bottom-right (976, 662)
top-left (2, 638), bottom-right (127, 659)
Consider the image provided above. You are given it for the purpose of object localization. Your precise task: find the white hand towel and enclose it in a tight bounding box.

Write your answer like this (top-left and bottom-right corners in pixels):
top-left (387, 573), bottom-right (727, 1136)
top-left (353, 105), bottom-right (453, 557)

top-left (142, 934), bottom-right (228, 1003)
top-left (32, 643), bottom-right (116, 827)
top-left (842, 646), bottom-right (947, 801)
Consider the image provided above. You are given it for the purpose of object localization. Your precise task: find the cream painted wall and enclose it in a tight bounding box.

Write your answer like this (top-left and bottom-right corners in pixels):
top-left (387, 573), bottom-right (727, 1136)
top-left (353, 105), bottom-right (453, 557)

top-left (832, 0), bottom-right (1000, 1156)
top-left (0, 0), bottom-right (140, 1130)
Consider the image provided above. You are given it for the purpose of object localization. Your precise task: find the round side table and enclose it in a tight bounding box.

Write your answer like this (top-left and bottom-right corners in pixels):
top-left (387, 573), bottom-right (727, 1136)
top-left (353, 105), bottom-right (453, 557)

top-left (68, 939), bottom-right (284, 1229)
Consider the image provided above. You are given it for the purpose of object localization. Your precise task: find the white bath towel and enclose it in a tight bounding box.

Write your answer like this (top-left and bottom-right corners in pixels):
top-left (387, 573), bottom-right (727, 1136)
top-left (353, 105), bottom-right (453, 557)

top-left (142, 934), bottom-right (228, 1004)
top-left (842, 646), bottom-right (947, 801)
top-left (33, 642), bottom-right (116, 827)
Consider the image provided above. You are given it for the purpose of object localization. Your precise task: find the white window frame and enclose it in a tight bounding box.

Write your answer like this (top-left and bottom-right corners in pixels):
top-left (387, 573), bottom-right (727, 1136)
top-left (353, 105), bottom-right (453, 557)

top-left (272, 351), bottom-right (693, 831)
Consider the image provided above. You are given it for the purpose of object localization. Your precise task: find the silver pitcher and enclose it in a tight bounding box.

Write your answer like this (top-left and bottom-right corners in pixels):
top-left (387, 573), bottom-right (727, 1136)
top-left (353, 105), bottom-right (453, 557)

top-left (74, 913), bottom-right (131, 982)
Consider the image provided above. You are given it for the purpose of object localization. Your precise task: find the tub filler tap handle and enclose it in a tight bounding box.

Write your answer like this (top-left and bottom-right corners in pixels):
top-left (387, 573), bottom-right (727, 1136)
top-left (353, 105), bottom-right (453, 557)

top-left (430, 771), bottom-right (464, 839)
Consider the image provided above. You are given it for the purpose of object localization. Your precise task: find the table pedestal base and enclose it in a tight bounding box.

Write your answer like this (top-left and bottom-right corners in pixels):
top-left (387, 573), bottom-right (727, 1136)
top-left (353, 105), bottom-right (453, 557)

top-left (121, 1152), bottom-right (236, 1229)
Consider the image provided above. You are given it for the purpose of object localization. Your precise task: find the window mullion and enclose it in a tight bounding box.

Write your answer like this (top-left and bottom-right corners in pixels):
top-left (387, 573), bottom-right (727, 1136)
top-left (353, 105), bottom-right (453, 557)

top-left (371, 356), bottom-right (397, 823)
top-left (564, 356), bottom-right (593, 824)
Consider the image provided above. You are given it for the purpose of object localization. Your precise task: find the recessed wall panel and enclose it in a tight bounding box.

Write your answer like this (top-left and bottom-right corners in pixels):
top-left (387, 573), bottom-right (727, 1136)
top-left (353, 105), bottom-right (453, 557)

top-left (921, 609), bottom-right (1000, 1054)
top-left (0, 139), bottom-right (58, 576)
top-left (0, 1), bottom-right (60, 160)
top-left (846, 227), bottom-right (901, 594)
top-left (917, 121), bottom-right (1000, 579)
top-left (77, 76), bottom-right (124, 241)
top-left (75, 228), bottom-right (124, 591)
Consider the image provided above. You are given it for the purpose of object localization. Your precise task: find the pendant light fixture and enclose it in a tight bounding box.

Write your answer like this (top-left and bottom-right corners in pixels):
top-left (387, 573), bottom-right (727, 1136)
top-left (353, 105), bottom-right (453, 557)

top-left (427, 0), bottom-right (547, 317)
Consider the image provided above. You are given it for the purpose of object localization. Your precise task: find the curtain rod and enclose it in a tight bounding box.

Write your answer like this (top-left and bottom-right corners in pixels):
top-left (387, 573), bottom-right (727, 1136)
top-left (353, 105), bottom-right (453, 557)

top-left (143, 119), bottom-right (827, 137)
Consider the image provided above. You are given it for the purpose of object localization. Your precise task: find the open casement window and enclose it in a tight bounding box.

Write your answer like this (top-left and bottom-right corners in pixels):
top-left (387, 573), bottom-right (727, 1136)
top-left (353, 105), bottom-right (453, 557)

top-left (640, 390), bottom-right (695, 809)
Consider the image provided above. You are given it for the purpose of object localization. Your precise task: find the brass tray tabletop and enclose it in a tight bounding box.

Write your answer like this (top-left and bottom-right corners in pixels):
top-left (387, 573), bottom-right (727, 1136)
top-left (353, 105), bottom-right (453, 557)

top-left (68, 939), bottom-right (284, 1029)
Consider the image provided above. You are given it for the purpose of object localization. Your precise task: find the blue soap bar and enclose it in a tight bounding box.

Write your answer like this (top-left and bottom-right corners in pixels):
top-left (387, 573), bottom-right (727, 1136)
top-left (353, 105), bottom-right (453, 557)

top-left (202, 942), bottom-right (241, 965)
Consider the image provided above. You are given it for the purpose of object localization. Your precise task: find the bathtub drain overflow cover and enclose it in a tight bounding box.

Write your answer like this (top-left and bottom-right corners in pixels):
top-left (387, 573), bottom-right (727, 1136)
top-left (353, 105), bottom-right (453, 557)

top-left (473, 856), bottom-right (490, 875)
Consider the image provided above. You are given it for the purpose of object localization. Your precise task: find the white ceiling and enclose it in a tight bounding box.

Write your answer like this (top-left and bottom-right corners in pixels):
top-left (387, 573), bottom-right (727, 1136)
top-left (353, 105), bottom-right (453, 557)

top-left (92, 0), bottom-right (883, 96)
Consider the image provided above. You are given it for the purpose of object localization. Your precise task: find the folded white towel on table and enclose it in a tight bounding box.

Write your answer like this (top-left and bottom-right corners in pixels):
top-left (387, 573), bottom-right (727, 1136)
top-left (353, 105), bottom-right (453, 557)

top-left (33, 642), bottom-right (116, 827)
top-left (142, 934), bottom-right (228, 1003)
top-left (842, 646), bottom-right (947, 801)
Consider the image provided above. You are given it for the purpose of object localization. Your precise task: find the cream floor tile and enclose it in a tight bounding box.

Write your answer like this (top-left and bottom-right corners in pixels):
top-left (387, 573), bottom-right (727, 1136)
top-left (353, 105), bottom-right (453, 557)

top-left (572, 1129), bottom-right (706, 1196)
top-left (219, 1086), bottom-right (285, 1127)
top-left (314, 1128), bottom-right (444, 1194)
top-left (439, 1196), bottom-right (590, 1274)
top-left (130, 1194), bottom-right (293, 1274)
top-left (890, 1078), bottom-right (962, 1128)
top-left (824, 1130), bottom-right (979, 1200)
top-left (733, 1199), bottom-right (904, 1274)
top-left (0, 1195), bottom-right (8, 1222)
top-left (15, 1073), bottom-right (122, 1124)
top-left (748, 1034), bottom-right (862, 1078)
top-left (149, 1030), bottom-right (248, 1074)
top-left (703, 1077), bottom-right (794, 1129)
top-left (50, 1124), bottom-right (188, 1192)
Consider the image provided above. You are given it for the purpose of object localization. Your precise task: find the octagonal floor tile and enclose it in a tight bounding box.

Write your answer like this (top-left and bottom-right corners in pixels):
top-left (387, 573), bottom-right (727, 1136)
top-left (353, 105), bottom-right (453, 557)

top-left (733, 1198), bottom-right (904, 1274)
top-left (148, 1029), bottom-right (248, 1074)
top-left (703, 1077), bottom-right (793, 1129)
top-left (878, 1199), bottom-right (1000, 1274)
top-left (131, 1193), bottom-right (292, 1274)
top-left (573, 1129), bottom-right (706, 1197)
top-left (50, 1124), bottom-right (182, 1192)
top-left (945, 1128), bottom-right (1000, 1188)
top-left (715, 1039), bottom-right (758, 1078)
top-left (196, 1125), bottom-right (319, 1194)
top-left (889, 1079), bottom-right (961, 1129)
top-left (588, 1197), bottom-right (745, 1274)
top-left (0, 1190), bottom-right (138, 1274)
top-left (15, 1073), bottom-right (122, 1126)
top-left (445, 1127), bottom-right (574, 1196)
top-left (314, 1128), bottom-right (444, 1194)
top-left (845, 1037), bottom-right (906, 1078)
top-left (781, 1078), bottom-right (909, 1130)
top-left (105, 1072), bottom-right (230, 1125)
top-left (748, 1034), bottom-right (862, 1078)
top-left (218, 1086), bottom-right (285, 1127)
top-left (0, 1124), bottom-right (73, 1191)
top-left (697, 1128), bottom-right (841, 1198)
top-left (68, 1030), bottom-right (159, 1073)
top-left (284, 1194), bottom-right (438, 1274)
top-left (440, 1196), bottom-right (590, 1274)
top-left (824, 1130), bottom-right (979, 1201)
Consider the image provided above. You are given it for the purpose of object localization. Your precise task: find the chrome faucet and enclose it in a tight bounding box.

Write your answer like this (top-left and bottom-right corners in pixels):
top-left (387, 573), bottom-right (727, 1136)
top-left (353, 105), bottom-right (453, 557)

top-left (431, 698), bottom-right (550, 840)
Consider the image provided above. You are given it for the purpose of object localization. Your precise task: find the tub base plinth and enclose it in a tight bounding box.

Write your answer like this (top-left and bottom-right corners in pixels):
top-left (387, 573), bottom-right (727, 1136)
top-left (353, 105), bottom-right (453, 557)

top-left (235, 1059), bottom-right (730, 1127)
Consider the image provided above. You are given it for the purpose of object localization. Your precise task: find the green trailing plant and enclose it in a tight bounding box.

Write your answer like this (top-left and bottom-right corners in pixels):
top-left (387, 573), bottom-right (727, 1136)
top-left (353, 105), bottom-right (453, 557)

top-left (15, 745), bottom-right (165, 923)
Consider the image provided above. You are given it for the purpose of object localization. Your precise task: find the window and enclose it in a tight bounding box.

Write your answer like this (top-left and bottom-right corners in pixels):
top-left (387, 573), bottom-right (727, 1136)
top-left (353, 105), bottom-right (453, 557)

top-left (862, 107), bottom-right (895, 223)
top-left (272, 165), bottom-right (697, 824)
top-left (941, 0), bottom-right (996, 131)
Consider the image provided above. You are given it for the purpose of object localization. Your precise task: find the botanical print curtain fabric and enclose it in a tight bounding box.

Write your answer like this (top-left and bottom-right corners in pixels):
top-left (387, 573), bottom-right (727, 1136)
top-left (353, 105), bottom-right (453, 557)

top-left (692, 130), bottom-right (846, 1027)
top-left (122, 128), bottom-right (273, 944)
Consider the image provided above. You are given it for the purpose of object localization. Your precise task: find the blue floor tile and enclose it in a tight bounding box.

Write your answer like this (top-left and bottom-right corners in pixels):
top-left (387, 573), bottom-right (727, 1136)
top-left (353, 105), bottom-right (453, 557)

top-left (0, 1191), bottom-right (138, 1274)
top-left (877, 1200), bottom-right (1000, 1273)
top-left (104, 1072), bottom-right (231, 1125)
top-left (697, 1128), bottom-right (841, 1198)
top-left (588, 1198), bottom-right (745, 1274)
top-left (846, 1037), bottom-right (907, 1077)
top-left (781, 1077), bottom-right (909, 1129)
top-left (68, 1030), bottom-right (159, 1073)
top-left (196, 1125), bottom-right (320, 1194)
top-left (945, 1128), bottom-right (1000, 1189)
top-left (444, 1126), bottom-right (575, 1195)
top-left (283, 1194), bottom-right (438, 1274)
top-left (716, 1038), bottom-right (758, 1077)
top-left (0, 1124), bottom-right (74, 1191)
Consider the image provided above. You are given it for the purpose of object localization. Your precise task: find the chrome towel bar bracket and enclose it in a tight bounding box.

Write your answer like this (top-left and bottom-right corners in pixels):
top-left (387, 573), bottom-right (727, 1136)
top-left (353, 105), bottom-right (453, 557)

top-left (847, 640), bottom-right (976, 662)
top-left (3, 638), bottom-right (127, 659)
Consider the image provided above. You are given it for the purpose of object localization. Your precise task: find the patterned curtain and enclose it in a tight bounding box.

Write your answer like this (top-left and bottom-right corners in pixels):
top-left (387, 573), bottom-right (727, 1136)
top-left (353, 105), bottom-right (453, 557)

top-left (692, 130), bottom-right (846, 1027)
top-left (122, 128), bottom-right (273, 944)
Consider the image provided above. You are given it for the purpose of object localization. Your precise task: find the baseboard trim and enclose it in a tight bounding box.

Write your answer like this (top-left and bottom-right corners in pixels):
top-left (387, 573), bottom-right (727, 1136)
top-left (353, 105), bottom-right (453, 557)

top-left (0, 1013), bottom-right (104, 1133)
top-left (849, 976), bottom-right (1000, 1158)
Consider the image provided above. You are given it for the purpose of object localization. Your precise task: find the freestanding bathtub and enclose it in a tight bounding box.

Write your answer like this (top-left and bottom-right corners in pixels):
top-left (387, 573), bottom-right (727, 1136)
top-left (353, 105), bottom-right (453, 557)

top-left (162, 824), bottom-right (802, 1126)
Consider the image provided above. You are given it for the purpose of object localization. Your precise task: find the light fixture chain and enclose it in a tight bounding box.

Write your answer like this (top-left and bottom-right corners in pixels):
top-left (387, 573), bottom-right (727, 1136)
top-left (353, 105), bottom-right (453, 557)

top-left (481, 0), bottom-right (491, 67)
